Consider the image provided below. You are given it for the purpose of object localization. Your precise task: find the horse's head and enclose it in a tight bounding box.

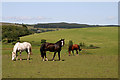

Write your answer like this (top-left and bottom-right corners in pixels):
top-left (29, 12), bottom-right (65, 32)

top-left (12, 52), bottom-right (16, 61)
top-left (61, 39), bottom-right (65, 47)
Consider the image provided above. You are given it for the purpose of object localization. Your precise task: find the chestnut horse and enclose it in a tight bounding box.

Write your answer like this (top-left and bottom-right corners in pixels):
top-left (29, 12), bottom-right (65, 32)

top-left (40, 39), bottom-right (65, 61)
top-left (68, 44), bottom-right (82, 56)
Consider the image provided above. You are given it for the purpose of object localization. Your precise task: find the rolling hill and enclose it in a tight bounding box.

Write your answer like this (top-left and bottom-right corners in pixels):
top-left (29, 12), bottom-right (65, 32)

top-left (2, 27), bottom-right (118, 78)
top-left (21, 27), bottom-right (118, 55)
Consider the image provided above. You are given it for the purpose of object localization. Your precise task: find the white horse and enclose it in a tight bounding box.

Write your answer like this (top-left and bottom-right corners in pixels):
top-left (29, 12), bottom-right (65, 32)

top-left (12, 42), bottom-right (32, 61)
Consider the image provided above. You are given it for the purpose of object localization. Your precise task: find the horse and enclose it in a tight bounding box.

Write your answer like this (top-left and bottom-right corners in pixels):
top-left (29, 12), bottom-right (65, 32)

top-left (40, 39), bottom-right (65, 61)
top-left (12, 42), bottom-right (32, 61)
top-left (68, 44), bottom-right (82, 56)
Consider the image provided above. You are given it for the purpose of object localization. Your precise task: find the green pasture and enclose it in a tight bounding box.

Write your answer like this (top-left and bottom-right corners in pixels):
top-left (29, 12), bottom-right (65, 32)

top-left (21, 27), bottom-right (118, 55)
top-left (2, 27), bottom-right (118, 78)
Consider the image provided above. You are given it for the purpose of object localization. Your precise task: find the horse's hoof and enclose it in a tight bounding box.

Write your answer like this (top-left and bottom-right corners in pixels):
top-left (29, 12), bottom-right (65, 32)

top-left (59, 60), bottom-right (62, 61)
top-left (42, 59), bottom-right (45, 61)
top-left (45, 58), bottom-right (48, 61)
top-left (76, 54), bottom-right (78, 56)
top-left (52, 60), bottom-right (55, 61)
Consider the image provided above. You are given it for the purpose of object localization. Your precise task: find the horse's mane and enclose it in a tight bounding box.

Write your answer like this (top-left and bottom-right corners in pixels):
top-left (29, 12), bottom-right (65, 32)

top-left (55, 40), bottom-right (61, 44)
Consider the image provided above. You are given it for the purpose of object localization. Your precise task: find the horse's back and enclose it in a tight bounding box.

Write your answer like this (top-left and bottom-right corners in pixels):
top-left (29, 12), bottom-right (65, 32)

top-left (73, 44), bottom-right (79, 47)
top-left (14, 42), bottom-right (31, 50)
top-left (40, 42), bottom-right (53, 50)
top-left (23, 42), bottom-right (31, 47)
top-left (72, 44), bottom-right (79, 50)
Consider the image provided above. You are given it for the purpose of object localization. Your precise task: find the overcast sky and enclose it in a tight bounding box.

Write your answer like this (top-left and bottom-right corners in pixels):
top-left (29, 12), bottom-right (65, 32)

top-left (2, 2), bottom-right (118, 25)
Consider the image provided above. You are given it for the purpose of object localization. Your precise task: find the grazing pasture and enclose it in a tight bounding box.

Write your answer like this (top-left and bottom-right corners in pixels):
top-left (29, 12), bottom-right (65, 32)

top-left (2, 27), bottom-right (118, 78)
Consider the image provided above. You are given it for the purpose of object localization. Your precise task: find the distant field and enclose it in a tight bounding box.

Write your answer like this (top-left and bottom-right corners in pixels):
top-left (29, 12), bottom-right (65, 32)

top-left (2, 27), bottom-right (118, 78)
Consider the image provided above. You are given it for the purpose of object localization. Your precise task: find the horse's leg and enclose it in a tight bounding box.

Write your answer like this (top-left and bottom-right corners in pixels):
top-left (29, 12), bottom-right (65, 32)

top-left (40, 50), bottom-right (44, 61)
top-left (42, 57), bottom-right (45, 61)
top-left (27, 54), bottom-right (30, 60)
top-left (27, 48), bottom-right (30, 60)
top-left (69, 51), bottom-right (71, 56)
top-left (45, 53), bottom-right (48, 61)
top-left (78, 45), bottom-right (82, 52)
top-left (52, 52), bottom-right (56, 61)
top-left (58, 51), bottom-right (61, 61)
top-left (72, 50), bottom-right (74, 56)
top-left (20, 51), bottom-right (22, 61)
top-left (42, 51), bottom-right (45, 61)
top-left (76, 50), bottom-right (78, 56)
top-left (16, 52), bottom-right (18, 61)
top-left (42, 54), bottom-right (44, 61)
top-left (41, 54), bottom-right (44, 61)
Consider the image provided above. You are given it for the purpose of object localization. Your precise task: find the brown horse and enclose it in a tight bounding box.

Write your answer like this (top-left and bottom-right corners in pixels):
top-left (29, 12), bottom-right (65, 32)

top-left (68, 44), bottom-right (82, 56)
top-left (40, 39), bottom-right (65, 61)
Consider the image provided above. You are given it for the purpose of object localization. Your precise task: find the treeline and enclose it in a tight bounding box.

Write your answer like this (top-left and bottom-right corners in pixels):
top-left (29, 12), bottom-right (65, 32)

top-left (34, 22), bottom-right (90, 28)
top-left (2, 24), bottom-right (32, 43)
top-left (34, 22), bottom-right (118, 28)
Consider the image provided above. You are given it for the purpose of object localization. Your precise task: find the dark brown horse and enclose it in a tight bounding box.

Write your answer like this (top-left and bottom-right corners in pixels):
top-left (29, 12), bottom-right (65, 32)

top-left (68, 44), bottom-right (82, 56)
top-left (40, 39), bottom-right (65, 61)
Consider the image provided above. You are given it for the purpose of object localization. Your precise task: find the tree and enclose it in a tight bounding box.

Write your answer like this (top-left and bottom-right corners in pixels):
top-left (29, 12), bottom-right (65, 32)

top-left (41, 39), bottom-right (46, 43)
top-left (2, 25), bottom-right (32, 43)
top-left (69, 40), bottom-right (73, 46)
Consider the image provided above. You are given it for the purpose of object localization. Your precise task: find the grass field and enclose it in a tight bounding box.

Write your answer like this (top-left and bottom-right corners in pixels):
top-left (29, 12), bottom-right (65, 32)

top-left (2, 27), bottom-right (118, 78)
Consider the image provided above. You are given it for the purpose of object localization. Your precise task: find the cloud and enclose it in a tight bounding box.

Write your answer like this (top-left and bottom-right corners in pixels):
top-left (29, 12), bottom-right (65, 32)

top-left (107, 16), bottom-right (117, 20)
top-left (2, 16), bottom-right (50, 21)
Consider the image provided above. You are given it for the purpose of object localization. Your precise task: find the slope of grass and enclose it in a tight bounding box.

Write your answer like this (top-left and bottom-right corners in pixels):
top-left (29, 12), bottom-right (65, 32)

top-left (2, 27), bottom-right (118, 78)
top-left (21, 27), bottom-right (118, 55)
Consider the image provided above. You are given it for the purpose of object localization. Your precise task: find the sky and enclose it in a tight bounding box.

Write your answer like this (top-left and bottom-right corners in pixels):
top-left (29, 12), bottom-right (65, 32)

top-left (1, 0), bottom-right (120, 2)
top-left (1, 2), bottom-right (118, 25)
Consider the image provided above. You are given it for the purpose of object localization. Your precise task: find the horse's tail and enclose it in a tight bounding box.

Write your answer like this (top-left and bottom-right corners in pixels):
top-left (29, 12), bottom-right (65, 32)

top-left (30, 46), bottom-right (32, 55)
top-left (78, 45), bottom-right (82, 52)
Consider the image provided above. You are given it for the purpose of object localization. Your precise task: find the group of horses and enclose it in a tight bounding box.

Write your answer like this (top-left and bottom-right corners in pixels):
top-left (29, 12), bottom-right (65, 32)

top-left (12, 39), bottom-right (82, 61)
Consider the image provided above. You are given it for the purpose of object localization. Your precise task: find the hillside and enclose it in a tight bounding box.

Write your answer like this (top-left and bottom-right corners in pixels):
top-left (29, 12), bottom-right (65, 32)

top-left (2, 27), bottom-right (118, 78)
top-left (21, 27), bottom-right (118, 55)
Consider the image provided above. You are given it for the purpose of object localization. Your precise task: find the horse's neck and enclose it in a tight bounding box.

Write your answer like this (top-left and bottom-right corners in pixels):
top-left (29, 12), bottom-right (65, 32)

top-left (13, 43), bottom-right (19, 53)
top-left (13, 47), bottom-right (17, 53)
top-left (55, 41), bottom-right (61, 46)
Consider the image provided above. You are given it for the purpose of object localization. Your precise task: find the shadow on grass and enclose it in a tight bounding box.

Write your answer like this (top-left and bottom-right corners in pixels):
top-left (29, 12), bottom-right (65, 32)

top-left (17, 58), bottom-right (33, 61)
top-left (48, 59), bottom-right (65, 61)
top-left (82, 46), bottom-right (100, 49)
top-left (87, 46), bottom-right (100, 49)
top-left (80, 51), bottom-right (93, 55)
